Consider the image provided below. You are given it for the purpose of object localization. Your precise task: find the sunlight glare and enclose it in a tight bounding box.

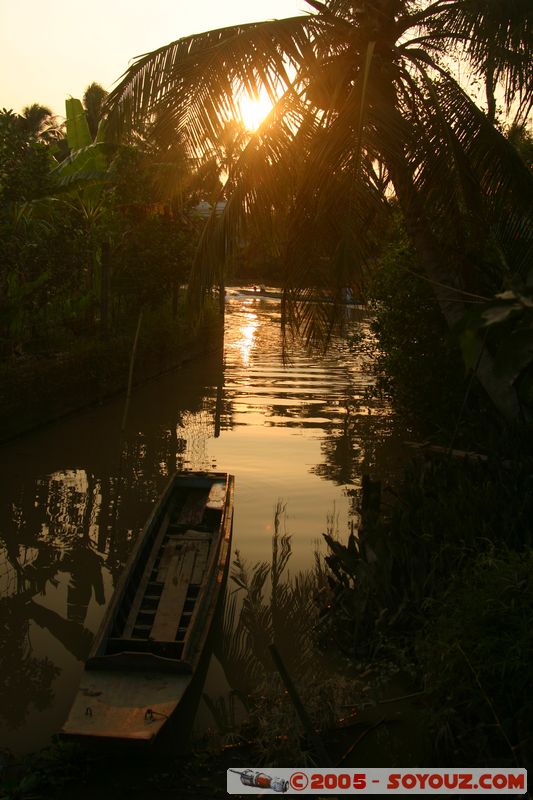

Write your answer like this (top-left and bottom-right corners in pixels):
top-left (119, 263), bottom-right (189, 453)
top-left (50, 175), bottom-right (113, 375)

top-left (237, 311), bottom-right (259, 366)
top-left (238, 88), bottom-right (274, 132)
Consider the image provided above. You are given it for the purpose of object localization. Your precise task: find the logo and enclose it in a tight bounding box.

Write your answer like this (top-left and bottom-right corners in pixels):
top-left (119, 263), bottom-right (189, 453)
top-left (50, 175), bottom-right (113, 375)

top-left (229, 769), bottom-right (289, 793)
top-left (290, 772), bottom-right (309, 791)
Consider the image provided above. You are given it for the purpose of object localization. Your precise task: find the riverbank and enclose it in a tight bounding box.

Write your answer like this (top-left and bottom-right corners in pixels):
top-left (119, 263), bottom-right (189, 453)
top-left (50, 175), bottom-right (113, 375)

top-left (0, 307), bottom-right (222, 443)
top-left (0, 740), bottom-right (229, 800)
top-left (0, 677), bottom-right (431, 800)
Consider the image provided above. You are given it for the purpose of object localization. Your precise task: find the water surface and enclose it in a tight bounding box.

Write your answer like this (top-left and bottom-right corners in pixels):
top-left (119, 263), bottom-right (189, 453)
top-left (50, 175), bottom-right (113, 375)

top-left (0, 289), bottom-right (402, 753)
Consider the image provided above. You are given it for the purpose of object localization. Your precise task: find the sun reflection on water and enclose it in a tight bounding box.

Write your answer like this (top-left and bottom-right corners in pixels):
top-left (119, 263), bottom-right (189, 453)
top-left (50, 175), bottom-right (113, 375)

top-left (234, 310), bottom-right (259, 367)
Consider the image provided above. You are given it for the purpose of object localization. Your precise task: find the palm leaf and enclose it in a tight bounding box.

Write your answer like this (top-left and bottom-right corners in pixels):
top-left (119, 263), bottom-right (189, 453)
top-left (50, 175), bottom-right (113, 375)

top-left (430, 69), bottom-right (533, 226)
top-left (434, 0), bottom-right (533, 112)
top-left (105, 16), bottom-right (322, 155)
top-left (187, 87), bottom-right (317, 312)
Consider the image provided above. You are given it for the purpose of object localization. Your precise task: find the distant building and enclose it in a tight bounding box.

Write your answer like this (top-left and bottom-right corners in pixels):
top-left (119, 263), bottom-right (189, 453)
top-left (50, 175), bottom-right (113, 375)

top-left (192, 200), bottom-right (226, 219)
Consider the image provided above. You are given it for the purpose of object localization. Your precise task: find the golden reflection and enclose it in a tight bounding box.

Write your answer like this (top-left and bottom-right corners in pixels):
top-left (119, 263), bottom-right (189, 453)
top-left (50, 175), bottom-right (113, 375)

top-left (176, 409), bottom-right (215, 471)
top-left (236, 311), bottom-right (259, 367)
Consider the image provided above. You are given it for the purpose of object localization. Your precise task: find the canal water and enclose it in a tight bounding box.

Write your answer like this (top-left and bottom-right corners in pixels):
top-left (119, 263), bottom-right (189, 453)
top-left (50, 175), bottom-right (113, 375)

top-left (0, 289), bottom-right (402, 755)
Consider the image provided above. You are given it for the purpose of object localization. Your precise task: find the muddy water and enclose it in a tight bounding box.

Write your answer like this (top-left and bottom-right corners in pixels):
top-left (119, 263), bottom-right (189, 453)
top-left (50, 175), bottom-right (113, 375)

top-left (0, 289), bottom-right (403, 754)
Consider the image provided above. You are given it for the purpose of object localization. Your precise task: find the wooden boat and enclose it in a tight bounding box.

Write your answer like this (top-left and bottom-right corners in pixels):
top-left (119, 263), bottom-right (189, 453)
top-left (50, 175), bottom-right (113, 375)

top-left (240, 287), bottom-right (282, 300)
top-left (238, 287), bottom-right (363, 307)
top-left (61, 471), bottom-right (234, 743)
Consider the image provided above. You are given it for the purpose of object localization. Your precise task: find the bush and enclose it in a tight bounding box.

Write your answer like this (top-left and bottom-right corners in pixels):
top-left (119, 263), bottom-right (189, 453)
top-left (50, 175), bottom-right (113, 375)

top-left (319, 448), bottom-right (533, 765)
top-left (321, 449), bottom-right (533, 650)
top-left (420, 547), bottom-right (533, 766)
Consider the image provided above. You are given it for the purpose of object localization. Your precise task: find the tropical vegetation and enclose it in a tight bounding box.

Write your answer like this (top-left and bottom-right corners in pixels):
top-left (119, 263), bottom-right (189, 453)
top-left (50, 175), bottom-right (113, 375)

top-left (1, 0), bottom-right (532, 786)
top-left (104, 0), bottom-right (533, 423)
top-left (0, 84), bottom-right (226, 439)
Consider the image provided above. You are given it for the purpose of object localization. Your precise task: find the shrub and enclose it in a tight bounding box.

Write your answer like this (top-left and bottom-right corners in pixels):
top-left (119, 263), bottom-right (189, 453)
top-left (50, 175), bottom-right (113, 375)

top-left (419, 547), bottom-right (533, 766)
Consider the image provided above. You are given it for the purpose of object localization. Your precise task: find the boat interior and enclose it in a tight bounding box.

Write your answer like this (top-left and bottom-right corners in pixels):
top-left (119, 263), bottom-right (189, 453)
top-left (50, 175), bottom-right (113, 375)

top-left (87, 478), bottom-right (227, 671)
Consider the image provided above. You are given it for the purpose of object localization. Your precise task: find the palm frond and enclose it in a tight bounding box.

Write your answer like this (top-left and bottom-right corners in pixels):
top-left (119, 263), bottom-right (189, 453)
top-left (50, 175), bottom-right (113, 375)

top-left (401, 60), bottom-right (490, 237)
top-left (274, 49), bottom-right (399, 344)
top-left (396, 61), bottom-right (533, 289)
top-left (432, 68), bottom-right (533, 219)
top-left (105, 16), bottom-right (322, 154)
top-left (187, 86), bottom-right (317, 313)
top-left (426, 0), bottom-right (533, 111)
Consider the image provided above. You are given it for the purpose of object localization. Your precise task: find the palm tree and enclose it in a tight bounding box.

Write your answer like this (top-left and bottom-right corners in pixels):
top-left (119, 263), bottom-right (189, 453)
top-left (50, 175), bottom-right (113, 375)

top-left (19, 104), bottom-right (63, 143)
top-left (83, 82), bottom-right (108, 139)
top-left (104, 1), bottom-right (533, 420)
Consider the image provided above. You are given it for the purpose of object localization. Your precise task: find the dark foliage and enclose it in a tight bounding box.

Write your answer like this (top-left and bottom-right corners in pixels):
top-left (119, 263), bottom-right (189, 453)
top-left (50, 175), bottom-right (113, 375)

top-left (320, 446), bottom-right (533, 765)
top-left (0, 109), bottom-right (55, 202)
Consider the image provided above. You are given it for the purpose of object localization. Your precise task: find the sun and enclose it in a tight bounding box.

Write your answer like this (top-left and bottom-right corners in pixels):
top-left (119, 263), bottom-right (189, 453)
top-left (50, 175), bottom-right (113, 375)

top-left (238, 88), bottom-right (275, 132)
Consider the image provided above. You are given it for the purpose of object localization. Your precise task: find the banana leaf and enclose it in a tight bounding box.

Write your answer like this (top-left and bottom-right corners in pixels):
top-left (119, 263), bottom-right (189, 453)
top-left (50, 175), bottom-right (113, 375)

top-left (52, 98), bottom-right (117, 211)
top-left (54, 99), bottom-right (113, 182)
top-left (65, 98), bottom-right (92, 150)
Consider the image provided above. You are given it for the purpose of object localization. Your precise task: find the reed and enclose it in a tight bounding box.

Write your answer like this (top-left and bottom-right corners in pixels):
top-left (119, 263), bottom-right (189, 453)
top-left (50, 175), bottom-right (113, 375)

top-left (212, 502), bottom-right (363, 764)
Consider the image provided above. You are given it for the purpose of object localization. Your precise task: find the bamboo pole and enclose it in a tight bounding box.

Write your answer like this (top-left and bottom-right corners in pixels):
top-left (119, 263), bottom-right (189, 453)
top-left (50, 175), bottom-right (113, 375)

top-left (121, 310), bottom-right (143, 432)
top-left (268, 643), bottom-right (331, 766)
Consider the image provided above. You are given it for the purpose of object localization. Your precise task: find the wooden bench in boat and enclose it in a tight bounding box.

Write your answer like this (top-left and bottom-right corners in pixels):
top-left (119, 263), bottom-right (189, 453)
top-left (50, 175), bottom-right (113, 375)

top-left (87, 538), bottom-right (217, 672)
top-left (83, 475), bottom-right (230, 675)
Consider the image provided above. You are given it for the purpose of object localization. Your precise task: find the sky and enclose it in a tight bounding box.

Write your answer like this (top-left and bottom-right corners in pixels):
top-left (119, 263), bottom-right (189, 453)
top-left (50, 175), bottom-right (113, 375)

top-left (0, 0), bottom-right (308, 118)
